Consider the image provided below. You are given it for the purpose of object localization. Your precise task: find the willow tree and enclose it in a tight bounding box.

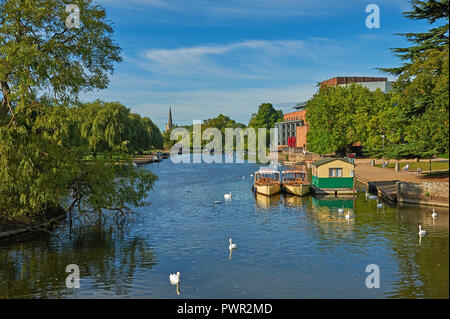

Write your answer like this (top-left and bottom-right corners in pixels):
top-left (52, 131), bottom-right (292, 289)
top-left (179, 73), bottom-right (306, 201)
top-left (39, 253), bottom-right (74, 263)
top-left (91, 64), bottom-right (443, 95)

top-left (0, 0), bottom-right (156, 223)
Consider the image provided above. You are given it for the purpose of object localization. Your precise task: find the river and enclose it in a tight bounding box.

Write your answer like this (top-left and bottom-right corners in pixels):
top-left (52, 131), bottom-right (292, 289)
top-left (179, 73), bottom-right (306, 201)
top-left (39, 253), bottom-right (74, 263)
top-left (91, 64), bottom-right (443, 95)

top-left (0, 154), bottom-right (448, 298)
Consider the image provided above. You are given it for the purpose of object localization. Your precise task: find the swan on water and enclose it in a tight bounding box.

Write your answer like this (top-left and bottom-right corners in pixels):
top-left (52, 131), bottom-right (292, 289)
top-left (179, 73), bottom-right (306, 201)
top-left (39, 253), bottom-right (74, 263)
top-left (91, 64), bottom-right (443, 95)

top-left (224, 192), bottom-right (232, 200)
top-left (229, 238), bottom-right (237, 250)
top-left (345, 211), bottom-right (351, 220)
top-left (418, 225), bottom-right (426, 236)
top-left (338, 205), bottom-right (344, 214)
top-left (432, 209), bottom-right (437, 218)
top-left (366, 191), bottom-right (377, 200)
top-left (169, 272), bottom-right (180, 285)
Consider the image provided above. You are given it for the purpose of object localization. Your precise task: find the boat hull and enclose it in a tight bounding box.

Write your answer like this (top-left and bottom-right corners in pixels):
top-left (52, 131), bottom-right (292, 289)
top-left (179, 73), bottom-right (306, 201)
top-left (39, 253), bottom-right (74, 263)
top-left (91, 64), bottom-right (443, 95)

top-left (254, 184), bottom-right (281, 196)
top-left (284, 184), bottom-right (310, 196)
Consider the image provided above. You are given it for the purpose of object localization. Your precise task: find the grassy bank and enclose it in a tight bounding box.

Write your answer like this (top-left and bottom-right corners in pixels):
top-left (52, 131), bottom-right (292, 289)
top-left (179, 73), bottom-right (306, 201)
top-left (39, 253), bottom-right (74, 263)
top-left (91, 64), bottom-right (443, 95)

top-left (375, 161), bottom-right (449, 171)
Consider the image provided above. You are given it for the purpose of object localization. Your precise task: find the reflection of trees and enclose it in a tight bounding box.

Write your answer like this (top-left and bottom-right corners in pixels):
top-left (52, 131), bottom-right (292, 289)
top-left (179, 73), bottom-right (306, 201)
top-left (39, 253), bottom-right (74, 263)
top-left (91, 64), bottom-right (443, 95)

top-left (0, 222), bottom-right (157, 298)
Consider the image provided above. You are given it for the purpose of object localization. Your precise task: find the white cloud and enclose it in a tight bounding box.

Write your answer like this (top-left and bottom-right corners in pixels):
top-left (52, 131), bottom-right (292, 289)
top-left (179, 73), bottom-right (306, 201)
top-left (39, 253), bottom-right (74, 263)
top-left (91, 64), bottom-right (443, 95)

top-left (139, 39), bottom-right (347, 79)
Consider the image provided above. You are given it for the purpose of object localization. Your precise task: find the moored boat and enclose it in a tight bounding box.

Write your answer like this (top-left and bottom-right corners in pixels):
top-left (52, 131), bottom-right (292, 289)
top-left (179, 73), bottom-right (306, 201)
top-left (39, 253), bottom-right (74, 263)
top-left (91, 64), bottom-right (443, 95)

top-left (253, 169), bottom-right (281, 196)
top-left (282, 169), bottom-right (310, 196)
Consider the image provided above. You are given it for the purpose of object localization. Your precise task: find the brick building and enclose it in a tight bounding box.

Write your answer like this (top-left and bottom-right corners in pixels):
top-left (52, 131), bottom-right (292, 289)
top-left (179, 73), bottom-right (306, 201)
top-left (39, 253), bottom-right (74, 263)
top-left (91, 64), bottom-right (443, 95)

top-left (275, 102), bottom-right (308, 149)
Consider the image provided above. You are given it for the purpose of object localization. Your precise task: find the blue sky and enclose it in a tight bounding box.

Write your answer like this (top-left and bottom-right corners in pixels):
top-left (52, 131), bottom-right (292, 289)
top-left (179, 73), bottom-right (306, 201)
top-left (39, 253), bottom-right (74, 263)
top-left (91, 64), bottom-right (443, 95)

top-left (83, 0), bottom-right (431, 130)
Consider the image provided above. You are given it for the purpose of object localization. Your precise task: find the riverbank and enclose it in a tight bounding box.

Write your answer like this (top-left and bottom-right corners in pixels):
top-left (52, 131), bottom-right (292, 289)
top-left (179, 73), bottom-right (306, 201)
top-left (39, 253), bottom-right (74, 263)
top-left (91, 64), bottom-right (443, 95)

top-left (278, 151), bottom-right (449, 206)
top-left (354, 159), bottom-right (449, 207)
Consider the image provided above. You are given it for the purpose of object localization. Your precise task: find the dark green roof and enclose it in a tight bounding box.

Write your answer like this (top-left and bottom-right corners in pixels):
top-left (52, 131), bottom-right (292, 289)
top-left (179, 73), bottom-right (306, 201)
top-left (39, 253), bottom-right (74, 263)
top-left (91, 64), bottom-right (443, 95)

top-left (310, 157), bottom-right (354, 167)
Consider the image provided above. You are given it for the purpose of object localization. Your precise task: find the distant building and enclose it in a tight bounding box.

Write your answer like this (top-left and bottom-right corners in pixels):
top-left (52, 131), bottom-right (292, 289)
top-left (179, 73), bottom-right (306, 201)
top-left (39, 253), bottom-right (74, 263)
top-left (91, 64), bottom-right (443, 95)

top-left (165, 107), bottom-right (173, 132)
top-left (275, 76), bottom-right (392, 151)
top-left (274, 102), bottom-right (308, 150)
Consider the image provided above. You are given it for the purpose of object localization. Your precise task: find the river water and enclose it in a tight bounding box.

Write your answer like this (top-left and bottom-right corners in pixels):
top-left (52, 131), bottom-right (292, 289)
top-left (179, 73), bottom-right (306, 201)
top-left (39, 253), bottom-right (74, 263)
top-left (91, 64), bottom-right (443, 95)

top-left (0, 154), bottom-right (448, 298)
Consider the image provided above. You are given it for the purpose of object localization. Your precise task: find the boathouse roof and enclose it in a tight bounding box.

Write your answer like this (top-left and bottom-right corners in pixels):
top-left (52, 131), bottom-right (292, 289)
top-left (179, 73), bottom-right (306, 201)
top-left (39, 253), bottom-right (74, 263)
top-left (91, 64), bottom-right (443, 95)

top-left (310, 157), bottom-right (354, 167)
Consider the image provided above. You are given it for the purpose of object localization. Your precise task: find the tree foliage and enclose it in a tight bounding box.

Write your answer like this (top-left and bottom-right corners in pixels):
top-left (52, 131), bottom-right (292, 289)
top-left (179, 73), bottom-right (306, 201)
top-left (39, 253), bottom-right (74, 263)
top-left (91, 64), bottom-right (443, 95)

top-left (248, 103), bottom-right (283, 147)
top-left (0, 0), bottom-right (157, 224)
top-left (305, 84), bottom-right (391, 155)
top-left (78, 100), bottom-right (162, 153)
top-left (379, 0), bottom-right (449, 75)
top-left (306, 0), bottom-right (449, 160)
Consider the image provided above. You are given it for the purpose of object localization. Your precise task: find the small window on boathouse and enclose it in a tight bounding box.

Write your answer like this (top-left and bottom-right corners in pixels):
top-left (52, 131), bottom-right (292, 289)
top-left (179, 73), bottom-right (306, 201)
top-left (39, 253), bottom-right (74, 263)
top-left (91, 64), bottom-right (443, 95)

top-left (329, 168), bottom-right (343, 177)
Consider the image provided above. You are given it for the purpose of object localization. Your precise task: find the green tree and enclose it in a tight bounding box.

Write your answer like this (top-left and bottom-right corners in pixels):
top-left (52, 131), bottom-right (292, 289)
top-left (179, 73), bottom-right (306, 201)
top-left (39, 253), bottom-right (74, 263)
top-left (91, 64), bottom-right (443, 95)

top-left (248, 103), bottom-right (283, 148)
top-left (0, 0), bottom-right (122, 121)
top-left (379, 0), bottom-right (449, 75)
top-left (376, 0), bottom-right (449, 161)
top-left (0, 0), bottom-right (156, 224)
top-left (378, 48), bottom-right (449, 163)
top-left (305, 84), bottom-right (388, 155)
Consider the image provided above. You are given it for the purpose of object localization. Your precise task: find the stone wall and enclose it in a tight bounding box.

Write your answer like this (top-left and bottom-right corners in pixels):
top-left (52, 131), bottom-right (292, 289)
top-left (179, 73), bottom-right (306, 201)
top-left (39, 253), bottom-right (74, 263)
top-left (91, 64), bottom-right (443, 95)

top-left (397, 181), bottom-right (449, 207)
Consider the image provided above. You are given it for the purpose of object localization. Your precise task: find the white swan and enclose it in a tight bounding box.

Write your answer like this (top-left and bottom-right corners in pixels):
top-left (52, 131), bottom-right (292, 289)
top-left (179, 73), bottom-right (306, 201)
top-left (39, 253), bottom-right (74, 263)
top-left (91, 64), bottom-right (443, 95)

top-left (366, 191), bottom-right (377, 200)
top-left (418, 225), bottom-right (426, 236)
top-left (338, 206), bottom-right (344, 214)
top-left (377, 199), bottom-right (383, 209)
top-left (432, 209), bottom-right (437, 218)
top-left (345, 211), bottom-right (351, 220)
top-left (229, 238), bottom-right (237, 250)
top-left (169, 272), bottom-right (180, 285)
top-left (224, 192), bottom-right (232, 200)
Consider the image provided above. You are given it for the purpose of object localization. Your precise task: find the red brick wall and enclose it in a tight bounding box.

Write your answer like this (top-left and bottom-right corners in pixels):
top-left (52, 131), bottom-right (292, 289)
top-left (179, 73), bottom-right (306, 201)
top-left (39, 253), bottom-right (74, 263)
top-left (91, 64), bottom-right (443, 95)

top-left (283, 110), bottom-right (306, 122)
top-left (296, 125), bottom-right (307, 149)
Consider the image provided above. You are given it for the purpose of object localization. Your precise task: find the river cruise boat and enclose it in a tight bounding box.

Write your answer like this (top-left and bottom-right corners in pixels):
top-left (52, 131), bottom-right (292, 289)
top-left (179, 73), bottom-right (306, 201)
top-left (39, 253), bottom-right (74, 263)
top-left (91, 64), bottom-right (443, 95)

top-left (253, 169), bottom-right (281, 196)
top-left (282, 169), bottom-right (310, 196)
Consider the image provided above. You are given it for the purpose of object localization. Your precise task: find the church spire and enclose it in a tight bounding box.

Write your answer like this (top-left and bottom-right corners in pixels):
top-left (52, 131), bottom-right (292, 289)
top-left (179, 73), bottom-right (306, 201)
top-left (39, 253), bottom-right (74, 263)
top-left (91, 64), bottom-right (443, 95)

top-left (165, 107), bottom-right (173, 132)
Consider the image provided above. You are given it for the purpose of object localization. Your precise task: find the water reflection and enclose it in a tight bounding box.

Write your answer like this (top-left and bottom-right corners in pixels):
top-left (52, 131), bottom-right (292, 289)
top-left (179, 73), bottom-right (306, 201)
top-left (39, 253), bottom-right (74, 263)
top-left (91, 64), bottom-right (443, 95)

top-left (0, 222), bottom-right (157, 298)
top-left (311, 195), bottom-right (354, 211)
top-left (255, 193), bottom-right (281, 209)
top-left (283, 194), bottom-right (306, 207)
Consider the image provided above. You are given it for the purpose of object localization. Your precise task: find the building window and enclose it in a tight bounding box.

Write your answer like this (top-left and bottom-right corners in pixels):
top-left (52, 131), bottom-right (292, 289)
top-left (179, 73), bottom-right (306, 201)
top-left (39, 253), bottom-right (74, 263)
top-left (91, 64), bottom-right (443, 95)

top-left (329, 168), bottom-right (343, 177)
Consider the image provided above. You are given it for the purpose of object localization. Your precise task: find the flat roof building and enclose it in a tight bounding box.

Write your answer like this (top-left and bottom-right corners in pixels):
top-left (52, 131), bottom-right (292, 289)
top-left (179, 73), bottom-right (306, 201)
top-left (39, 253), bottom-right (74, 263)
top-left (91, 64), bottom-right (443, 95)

top-left (321, 76), bottom-right (392, 93)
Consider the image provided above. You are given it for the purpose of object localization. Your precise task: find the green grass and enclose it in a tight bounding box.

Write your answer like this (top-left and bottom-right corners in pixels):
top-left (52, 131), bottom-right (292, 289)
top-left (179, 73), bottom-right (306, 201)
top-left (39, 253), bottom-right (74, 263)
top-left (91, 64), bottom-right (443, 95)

top-left (437, 153), bottom-right (449, 159)
top-left (375, 161), bottom-right (449, 171)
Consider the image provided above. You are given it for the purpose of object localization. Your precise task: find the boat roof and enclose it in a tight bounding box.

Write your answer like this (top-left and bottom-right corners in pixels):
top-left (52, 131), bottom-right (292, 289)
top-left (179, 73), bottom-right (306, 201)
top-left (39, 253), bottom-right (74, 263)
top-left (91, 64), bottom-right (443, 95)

top-left (310, 157), bottom-right (354, 167)
top-left (256, 169), bottom-right (280, 174)
top-left (282, 170), bottom-right (307, 173)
